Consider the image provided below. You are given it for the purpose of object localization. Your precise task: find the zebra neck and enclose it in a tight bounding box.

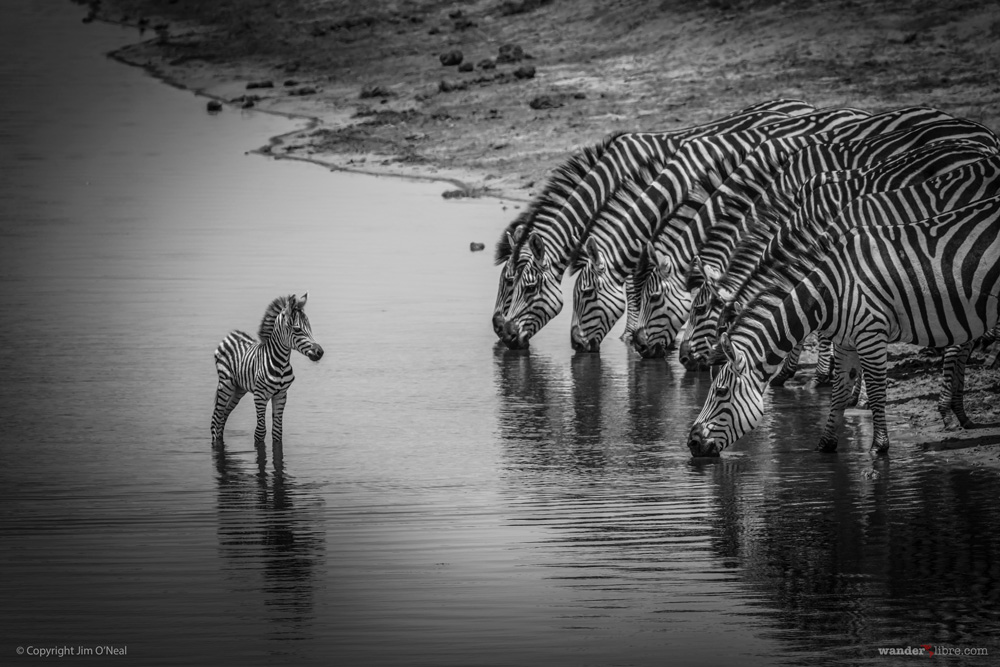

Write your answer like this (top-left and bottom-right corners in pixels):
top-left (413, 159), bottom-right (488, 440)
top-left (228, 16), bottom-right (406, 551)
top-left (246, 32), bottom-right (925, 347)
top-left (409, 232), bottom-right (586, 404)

top-left (740, 283), bottom-right (827, 375)
top-left (263, 336), bottom-right (293, 367)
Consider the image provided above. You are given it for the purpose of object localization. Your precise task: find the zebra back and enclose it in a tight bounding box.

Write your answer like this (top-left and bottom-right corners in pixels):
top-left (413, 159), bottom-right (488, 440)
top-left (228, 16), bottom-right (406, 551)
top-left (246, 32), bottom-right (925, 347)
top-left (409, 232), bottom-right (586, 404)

top-left (690, 107), bottom-right (958, 273)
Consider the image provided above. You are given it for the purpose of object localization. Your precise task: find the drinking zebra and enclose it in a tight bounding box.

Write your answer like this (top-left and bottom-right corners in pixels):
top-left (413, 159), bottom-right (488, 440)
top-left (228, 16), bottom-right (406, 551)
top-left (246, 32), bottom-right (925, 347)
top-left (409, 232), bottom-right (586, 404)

top-left (703, 151), bottom-right (1000, 430)
top-left (687, 195), bottom-right (1000, 457)
top-left (504, 107), bottom-right (868, 351)
top-left (211, 294), bottom-right (324, 447)
top-left (568, 107), bottom-right (953, 355)
top-left (630, 117), bottom-right (1000, 362)
top-left (683, 140), bottom-right (998, 375)
top-left (494, 100), bottom-right (815, 348)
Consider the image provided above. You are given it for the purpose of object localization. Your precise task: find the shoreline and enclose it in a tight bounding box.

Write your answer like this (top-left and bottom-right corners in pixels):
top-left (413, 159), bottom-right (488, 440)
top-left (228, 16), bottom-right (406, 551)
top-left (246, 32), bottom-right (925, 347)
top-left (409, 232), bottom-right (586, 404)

top-left (86, 0), bottom-right (1000, 461)
top-left (103, 34), bottom-right (502, 200)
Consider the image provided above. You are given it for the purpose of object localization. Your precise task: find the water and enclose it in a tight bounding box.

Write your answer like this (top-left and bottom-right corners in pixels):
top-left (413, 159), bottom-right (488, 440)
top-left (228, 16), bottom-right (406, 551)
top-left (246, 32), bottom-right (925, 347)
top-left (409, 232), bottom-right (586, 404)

top-left (1, 3), bottom-right (999, 666)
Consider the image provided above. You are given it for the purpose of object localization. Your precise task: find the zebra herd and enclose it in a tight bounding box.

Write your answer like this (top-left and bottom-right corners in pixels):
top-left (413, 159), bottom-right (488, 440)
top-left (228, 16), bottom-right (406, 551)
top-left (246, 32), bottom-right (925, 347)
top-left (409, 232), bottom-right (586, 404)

top-left (492, 99), bottom-right (1000, 457)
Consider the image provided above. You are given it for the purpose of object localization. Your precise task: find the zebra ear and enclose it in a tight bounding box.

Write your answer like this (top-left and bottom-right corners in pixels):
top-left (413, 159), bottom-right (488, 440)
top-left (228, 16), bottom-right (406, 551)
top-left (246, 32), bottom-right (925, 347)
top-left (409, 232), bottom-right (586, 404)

top-left (720, 332), bottom-right (747, 374)
top-left (296, 292), bottom-right (308, 309)
top-left (584, 237), bottom-right (605, 273)
top-left (528, 232), bottom-right (548, 267)
top-left (511, 224), bottom-right (525, 244)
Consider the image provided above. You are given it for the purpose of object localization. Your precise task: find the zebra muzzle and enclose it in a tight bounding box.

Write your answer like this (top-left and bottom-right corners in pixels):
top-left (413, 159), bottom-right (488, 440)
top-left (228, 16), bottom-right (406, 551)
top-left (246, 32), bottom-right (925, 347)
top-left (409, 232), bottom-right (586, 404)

top-left (501, 320), bottom-right (530, 349)
top-left (687, 424), bottom-right (722, 457)
top-left (308, 345), bottom-right (324, 361)
top-left (570, 325), bottom-right (600, 353)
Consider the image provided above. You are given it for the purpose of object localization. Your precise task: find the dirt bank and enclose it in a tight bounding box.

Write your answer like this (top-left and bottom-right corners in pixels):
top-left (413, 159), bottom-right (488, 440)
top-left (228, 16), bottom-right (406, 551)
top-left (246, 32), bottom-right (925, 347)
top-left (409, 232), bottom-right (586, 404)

top-left (80, 0), bottom-right (1000, 456)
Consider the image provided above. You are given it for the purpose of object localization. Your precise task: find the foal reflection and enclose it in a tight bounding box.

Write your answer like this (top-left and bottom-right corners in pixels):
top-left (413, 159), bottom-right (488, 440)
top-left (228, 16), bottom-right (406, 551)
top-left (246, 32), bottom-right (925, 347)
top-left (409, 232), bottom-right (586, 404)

top-left (212, 442), bottom-right (324, 640)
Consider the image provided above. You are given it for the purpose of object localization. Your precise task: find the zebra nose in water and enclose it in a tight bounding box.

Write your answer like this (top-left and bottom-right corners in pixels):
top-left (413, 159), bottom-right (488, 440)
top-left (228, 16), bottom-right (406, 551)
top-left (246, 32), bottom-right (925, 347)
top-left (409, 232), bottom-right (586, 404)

top-left (687, 424), bottom-right (721, 457)
top-left (571, 325), bottom-right (599, 353)
top-left (502, 320), bottom-right (529, 349)
top-left (492, 313), bottom-right (505, 337)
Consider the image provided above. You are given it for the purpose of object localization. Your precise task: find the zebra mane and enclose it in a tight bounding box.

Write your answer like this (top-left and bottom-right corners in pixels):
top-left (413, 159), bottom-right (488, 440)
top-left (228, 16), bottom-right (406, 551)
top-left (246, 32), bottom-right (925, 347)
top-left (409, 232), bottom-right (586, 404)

top-left (709, 182), bottom-right (805, 298)
top-left (258, 295), bottom-right (297, 340)
top-left (631, 159), bottom-right (726, 293)
top-left (728, 216), bottom-right (841, 337)
top-left (493, 131), bottom-right (626, 265)
top-left (684, 147), bottom-right (807, 293)
top-left (567, 154), bottom-right (667, 272)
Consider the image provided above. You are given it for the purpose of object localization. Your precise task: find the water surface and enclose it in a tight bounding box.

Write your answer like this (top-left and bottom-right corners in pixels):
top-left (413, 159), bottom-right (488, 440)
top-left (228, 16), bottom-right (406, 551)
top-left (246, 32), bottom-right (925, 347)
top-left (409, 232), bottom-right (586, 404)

top-left (1, 3), bottom-right (999, 666)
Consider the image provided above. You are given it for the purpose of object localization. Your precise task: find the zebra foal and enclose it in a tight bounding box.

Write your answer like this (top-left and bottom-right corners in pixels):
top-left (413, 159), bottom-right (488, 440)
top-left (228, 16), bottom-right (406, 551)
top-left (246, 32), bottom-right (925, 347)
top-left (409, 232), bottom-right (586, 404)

top-left (211, 293), bottom-right (325, 447)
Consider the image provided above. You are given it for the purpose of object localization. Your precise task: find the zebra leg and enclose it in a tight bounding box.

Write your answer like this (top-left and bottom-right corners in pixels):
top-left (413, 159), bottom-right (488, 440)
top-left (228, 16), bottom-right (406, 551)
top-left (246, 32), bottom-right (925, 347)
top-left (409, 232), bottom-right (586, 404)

top-left (211, 382), bottom-right (245, 445)
top-left (769, 341), bottom-right (803, 387)
top-left (253, 392), bottom-right (269, 445)
top-left (848, 371), bottom-right (869, 409)
top-left (620, 279), bottom-right (640, 345)
top-left (814, 336), bottom-right (834, 386)
top-left (816, 346), bottom-right (859, 452)
top-left (856, 338), bottom-right (890, 455)
top-left (939, 342), bottom-right (976, 429)
top-left (271, 390), bottom-right (288, 446)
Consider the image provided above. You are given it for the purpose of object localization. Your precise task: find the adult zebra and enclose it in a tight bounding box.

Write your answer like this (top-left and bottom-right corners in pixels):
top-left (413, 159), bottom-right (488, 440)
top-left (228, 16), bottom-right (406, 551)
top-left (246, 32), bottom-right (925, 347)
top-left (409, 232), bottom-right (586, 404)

top-left (687, 195), bottom-right (1000, 457)
top-left (568, 107), bottom-right (955, 355)
top-left (683, 140), bottom-right (998, 374)
top-left (694, 151), bottom-right (1000, 432)
top-left (629, 117), bottom-right (1000, 361)
top-left (501, 107), bottom-right (868, 351)
top-left (492, 99), bottom-right (814, 339)
top-left (493, 100), bottom-right (817, 346)
top-left (211, 294), bottom-right (325, 447)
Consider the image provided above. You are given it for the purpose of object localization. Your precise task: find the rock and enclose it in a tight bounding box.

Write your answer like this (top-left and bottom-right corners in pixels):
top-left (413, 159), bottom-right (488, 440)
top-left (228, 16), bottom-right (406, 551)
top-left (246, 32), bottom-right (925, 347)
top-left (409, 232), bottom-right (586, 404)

top-left (439, 50), bottom-right (463, 66)
top-left (438, 79), bottom-right (468, 93)
top-left (477, 58), bottom-right (496, 70)
top-left (497, 43), bottom-right (525, 63)
top-left (241, 98), bottom-right (255, 109)
top-left (514, 65), bottom-right (536, 79)
top-left (246, 80), bottom-right (274, 90)
top-left (454, 18), bottom-right (477, 30)
top-left (528, 95), bottom-right (562, 110)
top-left (470, 242), bottom-right (486, 252)
top-left (288, 86), bottom-right (317, 96)
top-left (359, 84), bottom-right (394, 98)
top-left (206, 100), bottom-right (223, 112)
top-left (458, 62), bottom-right (474, 73)
top-left (284, 79), bottom-right (299, 87)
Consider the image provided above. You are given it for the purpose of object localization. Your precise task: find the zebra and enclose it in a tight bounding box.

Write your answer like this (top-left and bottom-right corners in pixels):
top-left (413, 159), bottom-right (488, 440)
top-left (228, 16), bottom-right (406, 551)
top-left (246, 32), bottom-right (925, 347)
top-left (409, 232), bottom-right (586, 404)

top-left (630, 117), bottom-right (1000, 361)
top-left (687, 195), bottom-right (1000, 457)
top-left (494, 100), bottom-right (817, 348)
top-left (501, 107), bottom-right (868, 351)
top-left (706, 151), bottom-right (1000, 429)
top-left (211, 294), bottom-right (325, 447)
top-left (568, 107), bottom-right (954, 355)
top-left (683, 140), bottom-right (998, 374)
top-left (492, 99), bottom-right (814, 338)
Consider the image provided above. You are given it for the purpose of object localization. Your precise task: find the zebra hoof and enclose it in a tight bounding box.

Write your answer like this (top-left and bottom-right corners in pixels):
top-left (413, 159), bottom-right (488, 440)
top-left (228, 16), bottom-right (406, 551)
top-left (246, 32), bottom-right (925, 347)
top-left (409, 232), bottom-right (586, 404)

top-left (869, 441), bottom-right (890, 457)
top-left (815, 437), bottom-right (838, 453)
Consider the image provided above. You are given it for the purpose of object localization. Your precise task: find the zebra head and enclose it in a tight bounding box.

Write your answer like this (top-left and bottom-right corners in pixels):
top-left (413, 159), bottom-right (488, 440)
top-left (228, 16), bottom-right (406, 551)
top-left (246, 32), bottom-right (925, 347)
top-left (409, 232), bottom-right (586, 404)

top-left (681, 256), bottom-right (726, 370)
top-left (493, 225), bottom-right (526, 338)
top-left (630, 243), bottom-right (692, 359)
top-left (501, 231), bottom-right (562, 349)
top-left (570, 237), bottom-right (625, 353)
top-left (687, 332), bottom-right (765, 457)
top-left (278, 293), bottom-right (324, 362)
